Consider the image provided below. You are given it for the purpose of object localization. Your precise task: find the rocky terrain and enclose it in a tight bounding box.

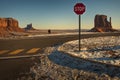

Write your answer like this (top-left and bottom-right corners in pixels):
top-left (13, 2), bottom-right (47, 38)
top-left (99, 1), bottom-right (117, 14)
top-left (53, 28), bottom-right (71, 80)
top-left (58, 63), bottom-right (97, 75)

top-left (90, 14), bottom-right (117, 32)
top-left (0, 18), bottom-right (24, 37)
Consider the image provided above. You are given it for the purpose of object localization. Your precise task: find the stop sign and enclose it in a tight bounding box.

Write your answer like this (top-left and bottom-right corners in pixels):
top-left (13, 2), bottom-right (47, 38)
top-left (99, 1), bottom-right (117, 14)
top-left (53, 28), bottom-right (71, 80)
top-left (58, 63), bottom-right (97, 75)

top-left (74, 3), bottom-right (86, 15)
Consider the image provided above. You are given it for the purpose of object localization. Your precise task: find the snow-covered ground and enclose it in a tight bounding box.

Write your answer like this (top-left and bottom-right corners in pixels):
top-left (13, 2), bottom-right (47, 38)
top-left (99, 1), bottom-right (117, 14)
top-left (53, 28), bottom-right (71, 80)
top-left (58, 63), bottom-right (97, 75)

top-left (16, 36), bottom-right (120, 80)
top-left (27, 32), bottom-right (114, 38)
top-left (58, 36), bottom-right (120, 66)
top-left (0, 32), bottom-right (78, 39)
top-left (27, 32), bottom-right (78, 37)
top-left (0, 32), bottom-right (119, 40)
top-left (17, 46), bottom-right (120, 80)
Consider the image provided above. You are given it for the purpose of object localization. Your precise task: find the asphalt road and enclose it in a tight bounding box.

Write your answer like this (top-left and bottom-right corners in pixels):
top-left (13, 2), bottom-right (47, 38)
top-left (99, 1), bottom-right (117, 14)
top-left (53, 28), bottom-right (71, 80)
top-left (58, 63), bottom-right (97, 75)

top-left (0, 32), bottom-right (120, 80)
top-left (0, 32), bottom-right (120, 50)
top-left (0, 35), bottom-right (78, 50)
top-left (0, 34), bottom-right (79, 80)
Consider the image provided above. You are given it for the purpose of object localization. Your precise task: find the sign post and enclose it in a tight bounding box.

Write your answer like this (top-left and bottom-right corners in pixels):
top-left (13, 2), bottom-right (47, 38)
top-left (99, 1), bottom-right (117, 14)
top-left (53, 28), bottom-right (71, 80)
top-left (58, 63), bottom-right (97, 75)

top-left (74, 3), bottom-right (86, 51)
top-left (79, 15), bottom-right (81, 51)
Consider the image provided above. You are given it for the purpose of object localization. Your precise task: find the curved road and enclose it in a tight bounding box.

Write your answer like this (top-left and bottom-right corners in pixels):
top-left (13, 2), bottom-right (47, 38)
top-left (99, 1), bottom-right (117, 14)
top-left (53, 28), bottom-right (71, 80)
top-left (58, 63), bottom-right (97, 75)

top-left (0, 34), bottom-right (79, 80)
top-left (0, 32), bottom-right (120, 80)
top-left (0, 32), bottom-right (120, 50)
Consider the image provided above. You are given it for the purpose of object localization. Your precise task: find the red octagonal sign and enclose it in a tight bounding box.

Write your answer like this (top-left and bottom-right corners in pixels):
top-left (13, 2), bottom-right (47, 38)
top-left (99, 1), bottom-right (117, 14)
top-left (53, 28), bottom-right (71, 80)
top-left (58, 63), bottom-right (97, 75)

top-left (74, 3), bottom-right (86, 15)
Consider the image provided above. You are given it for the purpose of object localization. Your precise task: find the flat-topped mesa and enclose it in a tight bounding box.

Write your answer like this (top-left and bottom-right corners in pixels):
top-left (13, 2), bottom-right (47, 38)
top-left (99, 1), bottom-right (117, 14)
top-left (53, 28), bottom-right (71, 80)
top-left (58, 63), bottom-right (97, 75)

top-left (0, 17), bottom-right (24, 37)
top-left (0, 18), bottom-right (18, 28)
top-left (90, 14), bottom-right (117, 32)
top-left (0, 17), bottom-right (23, 31)
top-left (7, 18), bottom-right (18, 28)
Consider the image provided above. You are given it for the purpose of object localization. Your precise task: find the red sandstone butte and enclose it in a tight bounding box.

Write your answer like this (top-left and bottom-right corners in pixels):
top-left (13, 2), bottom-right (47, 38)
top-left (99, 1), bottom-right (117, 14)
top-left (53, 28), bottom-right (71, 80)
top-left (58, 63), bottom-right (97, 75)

top-left (0, 17), bottom-right (24, 37)
top-left (90, 15), bottom-right (117, 32)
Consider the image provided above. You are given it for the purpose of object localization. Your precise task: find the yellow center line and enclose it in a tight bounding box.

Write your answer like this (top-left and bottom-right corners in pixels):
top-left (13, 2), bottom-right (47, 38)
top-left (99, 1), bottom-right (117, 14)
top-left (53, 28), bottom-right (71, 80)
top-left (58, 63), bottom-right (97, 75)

top-left (0, 50), bottom-right (9, 54)
top-left (9, 49), bottom-right (24, 55)
top-left (26, 48), bottom-right (40, 54)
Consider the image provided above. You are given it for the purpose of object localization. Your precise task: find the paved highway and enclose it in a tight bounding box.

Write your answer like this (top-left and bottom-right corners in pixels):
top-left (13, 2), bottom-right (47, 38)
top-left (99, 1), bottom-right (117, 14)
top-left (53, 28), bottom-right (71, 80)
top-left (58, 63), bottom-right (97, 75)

top-left (0, 34), bottom-right (79, 80)
top-left (0, 32), bottom-right (120, 58)
top-left (0, 32), bottom-right (120, 80)
top-left (0, 34), bottom-right (78, 57)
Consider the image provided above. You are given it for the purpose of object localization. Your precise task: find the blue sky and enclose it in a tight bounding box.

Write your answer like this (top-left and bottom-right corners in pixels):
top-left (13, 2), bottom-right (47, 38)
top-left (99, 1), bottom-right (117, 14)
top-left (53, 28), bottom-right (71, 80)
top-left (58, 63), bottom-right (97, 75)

top-left (0, 0), bottom-right (120, 29)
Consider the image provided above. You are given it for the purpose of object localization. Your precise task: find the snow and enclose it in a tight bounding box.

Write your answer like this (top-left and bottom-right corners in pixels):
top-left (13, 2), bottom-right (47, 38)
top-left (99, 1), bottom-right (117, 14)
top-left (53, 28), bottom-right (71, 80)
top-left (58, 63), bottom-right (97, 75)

top-left (27, 32), bottom-right (104, 38)
top-left (16, 36), bottom-right (120, 79)
top-left (27, 45), bottom-right (120, 79)
top-left (28, 32), bottom-right (78, 37)
top-left (17, 45), bottom-right (120, 80)
top-left (58, 36), bottom-right (120, 66)
top-left (26, 32), bottom-right (101, 39)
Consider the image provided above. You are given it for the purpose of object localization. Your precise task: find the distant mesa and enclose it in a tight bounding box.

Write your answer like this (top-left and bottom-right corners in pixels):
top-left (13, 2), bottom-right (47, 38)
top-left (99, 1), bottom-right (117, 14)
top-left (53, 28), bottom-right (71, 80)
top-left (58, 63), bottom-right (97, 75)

top-left (24, 23), bottom-right (35, 31)
top-left (0, 17), bottom-right (24, 37)
top-left (89, 14), bottom-right (117, 32)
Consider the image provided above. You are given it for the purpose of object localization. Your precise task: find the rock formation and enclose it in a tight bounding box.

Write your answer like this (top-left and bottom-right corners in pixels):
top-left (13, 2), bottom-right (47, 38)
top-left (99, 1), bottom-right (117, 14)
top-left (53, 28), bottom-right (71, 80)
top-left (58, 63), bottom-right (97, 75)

top-left (90, 15), bottom-right (117, 32)
top-left (0, 17), bottom-right (23, 37)
top-left (24, 23), bottom-right (35, 31)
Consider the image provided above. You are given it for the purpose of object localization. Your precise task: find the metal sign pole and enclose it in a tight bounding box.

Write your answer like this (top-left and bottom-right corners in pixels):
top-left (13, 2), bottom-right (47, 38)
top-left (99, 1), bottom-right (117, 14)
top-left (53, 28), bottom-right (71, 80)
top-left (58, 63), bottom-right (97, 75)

top-left (74, 3), bottom-right (86, 51)
top-left (79, 15), bottom-right (81, 51)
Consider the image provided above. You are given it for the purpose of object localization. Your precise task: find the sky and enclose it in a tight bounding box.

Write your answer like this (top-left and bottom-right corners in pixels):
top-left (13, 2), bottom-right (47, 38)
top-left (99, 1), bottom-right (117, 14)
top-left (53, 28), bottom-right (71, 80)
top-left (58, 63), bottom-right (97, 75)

top-left (0, 0), bottom-right (120, 29)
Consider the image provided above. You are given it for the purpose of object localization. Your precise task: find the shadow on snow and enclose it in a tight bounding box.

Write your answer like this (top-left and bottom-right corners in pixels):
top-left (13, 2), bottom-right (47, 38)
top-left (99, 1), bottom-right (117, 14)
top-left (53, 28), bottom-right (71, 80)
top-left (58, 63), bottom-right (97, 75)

top-left (48, 47), bottom-right (120, 78)
top-left (88, 45), bottom-right (120, 52)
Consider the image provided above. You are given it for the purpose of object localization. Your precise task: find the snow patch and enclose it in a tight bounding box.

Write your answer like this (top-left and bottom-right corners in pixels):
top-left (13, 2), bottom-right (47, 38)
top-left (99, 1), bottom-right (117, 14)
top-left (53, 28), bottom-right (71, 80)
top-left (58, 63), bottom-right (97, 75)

top-left (58, 36), bottom-right (120, 66)
top-left (28, 32), bottom-right (78, 37)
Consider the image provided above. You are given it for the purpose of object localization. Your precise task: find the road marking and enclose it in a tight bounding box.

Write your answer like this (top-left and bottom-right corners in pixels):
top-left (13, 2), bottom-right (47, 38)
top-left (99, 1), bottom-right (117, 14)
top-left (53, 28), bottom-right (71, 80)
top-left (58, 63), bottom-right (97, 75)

top-left (26, 48), bottom-right (40, 54)
top-left (0, 50), bottom-right (9, 54)
top-left (9, 49), bottom-right (24, 55)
